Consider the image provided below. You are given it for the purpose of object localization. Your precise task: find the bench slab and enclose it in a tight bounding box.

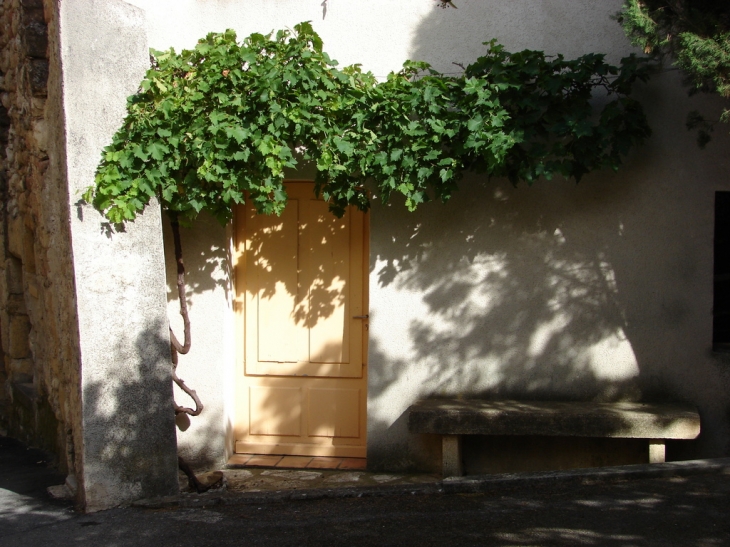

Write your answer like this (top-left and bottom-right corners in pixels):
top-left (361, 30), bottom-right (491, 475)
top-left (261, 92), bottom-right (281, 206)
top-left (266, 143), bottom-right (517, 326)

top-left (408, 399), bottom-right (700, 440)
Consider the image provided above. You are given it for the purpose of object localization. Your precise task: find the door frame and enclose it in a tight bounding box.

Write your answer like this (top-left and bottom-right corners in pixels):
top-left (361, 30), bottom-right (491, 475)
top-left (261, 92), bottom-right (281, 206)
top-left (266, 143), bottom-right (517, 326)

top-left (230, 180), bottom-right (370, 457)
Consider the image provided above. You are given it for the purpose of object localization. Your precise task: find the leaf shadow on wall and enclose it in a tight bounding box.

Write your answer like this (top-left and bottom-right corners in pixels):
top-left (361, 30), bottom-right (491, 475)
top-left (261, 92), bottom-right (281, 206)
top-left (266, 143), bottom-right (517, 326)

top-left (366, 165), bottom-right (716, 468)
top-left (369, 177), bottom-right (641, 402)
top-left (80, 316), bottom-right (179, 508)
top-left (365, 0), bottom-right (730, 469)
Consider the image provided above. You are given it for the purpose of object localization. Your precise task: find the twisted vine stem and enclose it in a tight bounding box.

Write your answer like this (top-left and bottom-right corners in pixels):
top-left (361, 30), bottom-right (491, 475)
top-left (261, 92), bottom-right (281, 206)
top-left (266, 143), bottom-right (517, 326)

top-left (169, 214), bottom-right (218, 493)
top-left (169, 214), bottom-right (203, 417)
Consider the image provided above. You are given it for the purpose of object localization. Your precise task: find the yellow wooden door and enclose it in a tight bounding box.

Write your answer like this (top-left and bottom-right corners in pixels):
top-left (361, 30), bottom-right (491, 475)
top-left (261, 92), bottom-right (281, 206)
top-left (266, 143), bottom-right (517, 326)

top-left (233, 182), bottom-right (368, 457)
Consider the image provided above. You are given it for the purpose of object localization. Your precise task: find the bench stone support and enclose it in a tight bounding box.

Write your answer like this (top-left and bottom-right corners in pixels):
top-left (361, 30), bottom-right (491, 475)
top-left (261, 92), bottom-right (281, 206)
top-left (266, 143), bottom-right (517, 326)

top-left (649, 440), bottom-right (666, 463)
top-left (442, 435), bottom-right (463, 477)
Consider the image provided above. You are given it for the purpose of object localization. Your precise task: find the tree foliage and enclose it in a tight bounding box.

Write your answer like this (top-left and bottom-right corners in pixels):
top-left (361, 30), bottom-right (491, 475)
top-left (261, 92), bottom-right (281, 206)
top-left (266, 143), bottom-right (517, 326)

top-left (617, 0), bottom-right (730, 145)
top-left (85, 22), bottom-right (651, 224)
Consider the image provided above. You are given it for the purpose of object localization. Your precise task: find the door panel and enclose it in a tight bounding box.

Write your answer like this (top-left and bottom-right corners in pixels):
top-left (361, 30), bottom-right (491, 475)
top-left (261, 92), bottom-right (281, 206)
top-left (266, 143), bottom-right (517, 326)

top-left (308, 200), bottom-right (351, 364)
top-left (253, 204), bottom-right (306, 364)
top-left (249, 386), bottom-right (302, 436)
top-left (308, 388), bottom-right (361, 438)
top-left (234, 181), bottom-right (368, 458)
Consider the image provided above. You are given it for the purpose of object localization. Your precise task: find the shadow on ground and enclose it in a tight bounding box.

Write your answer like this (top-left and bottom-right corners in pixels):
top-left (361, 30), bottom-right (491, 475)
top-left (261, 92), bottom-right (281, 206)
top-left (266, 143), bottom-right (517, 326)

top-left (0, 436), bottom-right (74, 537)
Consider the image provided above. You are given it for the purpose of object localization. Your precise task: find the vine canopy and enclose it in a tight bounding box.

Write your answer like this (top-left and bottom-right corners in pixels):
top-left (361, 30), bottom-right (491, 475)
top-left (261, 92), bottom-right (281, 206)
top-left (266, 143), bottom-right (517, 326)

top-left (616, 0), bottom-right (729, 146)
top-left (85, 21), bottom-right (652, 224)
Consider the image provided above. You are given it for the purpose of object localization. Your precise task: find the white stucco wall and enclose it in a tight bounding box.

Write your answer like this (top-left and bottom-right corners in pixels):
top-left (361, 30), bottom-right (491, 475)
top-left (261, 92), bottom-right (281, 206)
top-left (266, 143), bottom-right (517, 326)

top-left (60, 0), bottom-right (179, 509)
top-left (367, 72), bottom-right (730, 468)
top-left (125, 0), bottom-right (632, 74)
top-left (120, 0), bottom-right (730, 470)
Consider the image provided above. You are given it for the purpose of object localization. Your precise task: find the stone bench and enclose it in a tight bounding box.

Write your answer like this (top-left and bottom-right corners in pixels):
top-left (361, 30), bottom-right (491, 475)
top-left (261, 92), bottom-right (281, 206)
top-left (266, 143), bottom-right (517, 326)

top-left (407, 399), bottom-right (701, 477)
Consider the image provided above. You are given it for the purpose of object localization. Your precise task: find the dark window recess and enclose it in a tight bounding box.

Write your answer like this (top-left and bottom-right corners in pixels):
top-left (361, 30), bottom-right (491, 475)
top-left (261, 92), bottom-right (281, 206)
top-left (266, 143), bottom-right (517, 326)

top-left (713, 192), bottom-right (730, 350)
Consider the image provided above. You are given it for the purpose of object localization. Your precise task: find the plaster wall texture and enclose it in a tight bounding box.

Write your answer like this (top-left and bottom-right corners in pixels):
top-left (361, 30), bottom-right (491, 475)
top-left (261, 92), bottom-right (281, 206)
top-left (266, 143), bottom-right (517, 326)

top-left (59, 0), bottom-right (178, 510)
top-left (114, 0), bottom-right (730, 471)
top-left (125, 0), bottom-right (629, 77)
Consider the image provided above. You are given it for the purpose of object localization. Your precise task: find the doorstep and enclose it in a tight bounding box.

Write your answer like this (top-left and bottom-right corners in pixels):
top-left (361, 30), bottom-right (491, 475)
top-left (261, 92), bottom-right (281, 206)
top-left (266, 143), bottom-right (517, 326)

top-left (227, 454), bottom-right (367, 470)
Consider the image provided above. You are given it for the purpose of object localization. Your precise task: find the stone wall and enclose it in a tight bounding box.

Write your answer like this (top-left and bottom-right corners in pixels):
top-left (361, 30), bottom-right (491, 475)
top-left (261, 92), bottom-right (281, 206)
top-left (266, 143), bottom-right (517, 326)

top-left (0, 0), bottom-right (180, 510)
top-left (0, 0), bottom-right (82, 482)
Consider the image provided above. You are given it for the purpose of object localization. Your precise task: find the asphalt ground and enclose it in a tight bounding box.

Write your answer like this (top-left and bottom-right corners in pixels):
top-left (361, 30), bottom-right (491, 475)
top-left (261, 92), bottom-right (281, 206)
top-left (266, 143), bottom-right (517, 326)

top-left (2, 435), bottom-right (730, 547)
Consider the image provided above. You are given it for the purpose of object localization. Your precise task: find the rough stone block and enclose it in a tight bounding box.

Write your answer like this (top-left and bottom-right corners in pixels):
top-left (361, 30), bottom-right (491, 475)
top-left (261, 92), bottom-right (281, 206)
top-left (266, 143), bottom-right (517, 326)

top-left (0, 310), bottom-right (10, 352)
top-left (0, 276), bottom-right (7, 312)
top-left (26, 279), bottom-right (38, 299)
top-left (8, 314), bottom-right (30, 358)
top-left (30, 97), bottom-right (44, 116)
top-left (6, 293), bottom-right (26, 315)
top-left (5, 142), bottom-right (15, 164)
top-left (5, 258), bottom-right (23, 295)
top-left (10, 357), bottom-right (33, 376)
top-left (20, 0), bottom-right (44, 9)
top-left (22, 227), bottom-right (36, 274)
top-left (0, 49), bottom-right (13, 74)
top-left (0, 104), bottom-right (9, 136)
top-left (47, 484), bottom-right (74, 499)
top-left (21, 7), bottom-right (47, 58)
top-left (10, 11), bottom-right (19, 35)
top-left (30, 118), bottom-right (46, 151)
top-left (7, 216), bottom-right (25, 259)
top-left (28, 58), bottom-right (48, 95)
top-left (16, 192), bottom-right (27, 215)
top-left (14, 149), bottom-right (29, 170)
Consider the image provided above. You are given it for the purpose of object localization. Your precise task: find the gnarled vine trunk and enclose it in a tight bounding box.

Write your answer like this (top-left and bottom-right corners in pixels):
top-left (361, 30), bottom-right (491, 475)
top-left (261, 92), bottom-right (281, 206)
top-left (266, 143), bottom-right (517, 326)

top-left (169, 214), bottom-right (203, 417)
top-left (168, 214), bottom-right (219, 493)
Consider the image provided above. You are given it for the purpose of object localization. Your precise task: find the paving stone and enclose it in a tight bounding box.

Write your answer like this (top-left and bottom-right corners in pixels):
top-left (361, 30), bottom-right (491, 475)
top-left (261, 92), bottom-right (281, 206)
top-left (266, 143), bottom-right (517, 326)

top-left (225, 469), bottom-right (253, 479)
top-left (172, 509), bottom-right (223, 524)
top-left (261, 470), bottom-right (322, 481)
top-left (372, 474), bottom-right (399, 483)
top-left (324, 472), bottom-right (362, 483)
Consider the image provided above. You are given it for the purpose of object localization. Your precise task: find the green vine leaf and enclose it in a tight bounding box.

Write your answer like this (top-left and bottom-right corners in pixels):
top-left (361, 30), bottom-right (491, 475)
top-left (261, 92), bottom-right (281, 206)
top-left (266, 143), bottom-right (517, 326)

top-left (87, 23), bottom-right (652, 224)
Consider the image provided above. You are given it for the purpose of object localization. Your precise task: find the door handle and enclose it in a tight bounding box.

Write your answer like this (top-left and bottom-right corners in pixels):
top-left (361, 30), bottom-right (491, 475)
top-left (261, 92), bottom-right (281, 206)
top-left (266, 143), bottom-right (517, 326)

top-left (352, 315), bottom-right (369, 319)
